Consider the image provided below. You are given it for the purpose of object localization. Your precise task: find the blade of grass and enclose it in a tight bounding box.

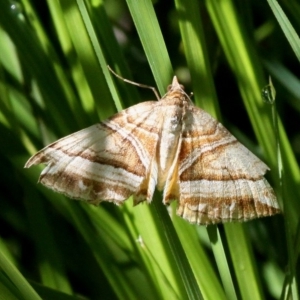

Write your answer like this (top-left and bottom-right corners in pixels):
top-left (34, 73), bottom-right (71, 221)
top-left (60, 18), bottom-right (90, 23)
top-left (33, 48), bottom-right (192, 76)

top-left (47, 0), bottom-right (95, 125)
top-left (206, 226), bottom-right (238, 300)
top-left (225, 224), bottom-right (264, 299)
top-left (0, 250), bottom-right (42, 300)
top-left (88, 0), bottom-right (141, 107)
top-left (29, 282), bottom-right (88, 300)
top-left (21, 0), bottom-right (87, 128)
top-left (24, 187), bottom-right (73, 293)
top-left (59, 0), bottom-right (117, 118)
top-left (5, 0), bottom-right (79, 135)
top-left (126, 0), bottom-right (173, 93)
top-left (174, 0), bottom-right (220, 117)
top-left (74, 0), bottom-right (140, 111)
top-left (128, 198), bottom-right (191, 299)
top-left (266, 0), bottom-right (300, 62)
top-left (0, 274), bottom-right (21, 300)
top-left (174, 217), bottom-right (227, 300)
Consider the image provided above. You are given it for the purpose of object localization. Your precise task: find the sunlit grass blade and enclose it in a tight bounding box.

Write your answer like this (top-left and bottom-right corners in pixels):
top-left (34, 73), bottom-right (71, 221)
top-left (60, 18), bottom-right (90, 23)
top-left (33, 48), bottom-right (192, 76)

top-left (266, 0), bottom-right (300, 62)
top-left (206, 227), bottom-right (237, 300)
top-left (174, 218), bottom-right (227, 299)
top-left (59, 0), bottom-right (116, 119)
top-left (126, 0), bottom-right (173, 93)
top-left (174, 0), bottom-right (220, 117)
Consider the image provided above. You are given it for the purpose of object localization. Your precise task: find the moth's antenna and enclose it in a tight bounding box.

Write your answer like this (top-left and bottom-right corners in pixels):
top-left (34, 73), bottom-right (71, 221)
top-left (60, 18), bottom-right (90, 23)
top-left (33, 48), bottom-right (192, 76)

top-left (107, 65), bottom-right (161, 100)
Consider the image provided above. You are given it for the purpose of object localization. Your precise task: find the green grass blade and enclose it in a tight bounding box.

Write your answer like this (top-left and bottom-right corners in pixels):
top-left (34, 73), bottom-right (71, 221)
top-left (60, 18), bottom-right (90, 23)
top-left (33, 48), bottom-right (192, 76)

top-left (126, 0), bottom-right (173, 93)
top-left (174, 218), bottom-right (227, 299)
top-left (0, 250), bottom-right (41, 300)
top-left (206, 227), bottom-right (237, 300)
top-left (266, 0), bottom-right (300, 62)
top-left (60, 0), bottom-right (116, 119)
top-left (174, 0), bottom-right (220, 117)
top-left (24, 188), bottom-right (73, 293)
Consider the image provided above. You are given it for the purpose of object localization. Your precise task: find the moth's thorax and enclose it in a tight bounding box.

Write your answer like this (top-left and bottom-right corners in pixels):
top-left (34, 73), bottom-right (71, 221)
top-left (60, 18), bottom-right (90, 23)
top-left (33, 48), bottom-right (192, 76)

top-left (161, 94), bottom-right (190, 108)
top-left (163, 92), bottom-right (190, 105)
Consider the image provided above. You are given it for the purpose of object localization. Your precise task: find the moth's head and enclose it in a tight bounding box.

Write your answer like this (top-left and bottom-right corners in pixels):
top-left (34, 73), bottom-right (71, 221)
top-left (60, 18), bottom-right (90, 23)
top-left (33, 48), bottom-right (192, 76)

top-left (167, 76), bottom-right (185, 92)
top-left (164, 76), bottom-right (192, 104)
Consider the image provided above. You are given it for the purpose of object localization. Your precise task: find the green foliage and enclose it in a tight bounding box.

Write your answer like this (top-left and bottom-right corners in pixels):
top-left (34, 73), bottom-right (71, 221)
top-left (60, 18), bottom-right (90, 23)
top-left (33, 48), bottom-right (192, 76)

top-left (0, 0), bottom-right (299, 299)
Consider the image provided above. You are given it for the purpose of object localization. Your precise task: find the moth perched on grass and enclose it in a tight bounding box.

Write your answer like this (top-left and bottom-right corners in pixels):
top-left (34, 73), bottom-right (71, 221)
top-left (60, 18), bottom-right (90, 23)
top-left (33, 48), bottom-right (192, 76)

top-left (25, 75), bottom-right (280, 225)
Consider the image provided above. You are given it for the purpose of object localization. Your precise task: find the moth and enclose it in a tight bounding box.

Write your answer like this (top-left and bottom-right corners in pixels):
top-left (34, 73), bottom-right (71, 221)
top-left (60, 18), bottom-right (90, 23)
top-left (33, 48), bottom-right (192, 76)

top-left (25, 76), bottom-right (280, 224)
